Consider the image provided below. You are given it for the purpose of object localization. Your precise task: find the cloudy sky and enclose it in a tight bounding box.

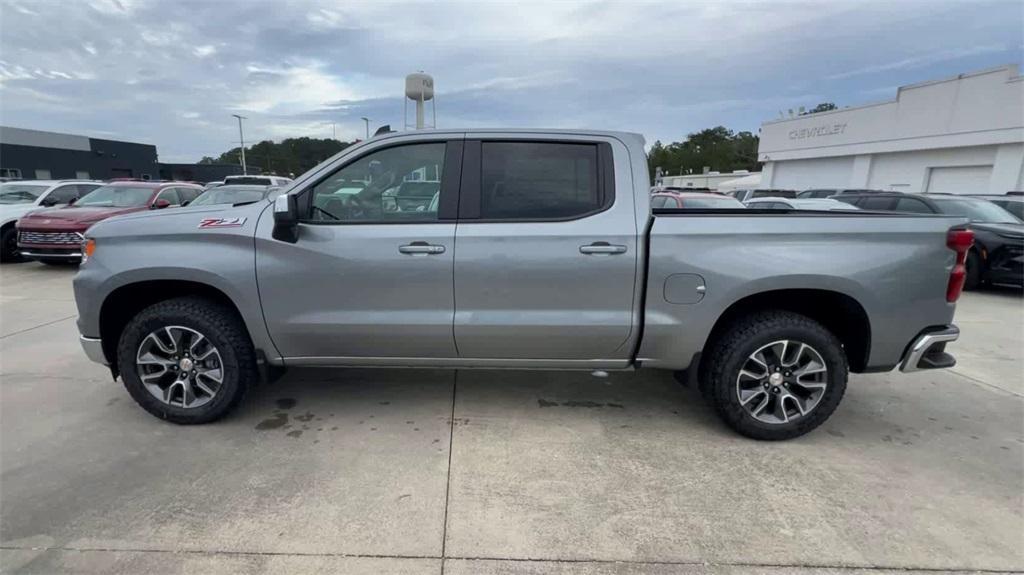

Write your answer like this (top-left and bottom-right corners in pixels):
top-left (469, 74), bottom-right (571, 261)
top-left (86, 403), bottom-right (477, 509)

top-left (1, 0), bottom-right (1021, 162)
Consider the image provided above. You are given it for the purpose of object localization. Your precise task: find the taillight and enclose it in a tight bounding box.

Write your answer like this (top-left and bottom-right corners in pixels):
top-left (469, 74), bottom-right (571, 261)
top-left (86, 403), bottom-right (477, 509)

top-left (945, 229), bottom-right (974, 302)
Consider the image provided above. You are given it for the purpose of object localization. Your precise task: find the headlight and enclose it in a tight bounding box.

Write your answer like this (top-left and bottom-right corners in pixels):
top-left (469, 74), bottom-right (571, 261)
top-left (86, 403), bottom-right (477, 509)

top-left (81, 238), bottom-right (96, 264)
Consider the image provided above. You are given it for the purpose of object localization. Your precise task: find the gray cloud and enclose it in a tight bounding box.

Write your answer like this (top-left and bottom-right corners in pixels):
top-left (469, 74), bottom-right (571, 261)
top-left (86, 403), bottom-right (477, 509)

top-left (1, 0), bottom-right (1020, 163)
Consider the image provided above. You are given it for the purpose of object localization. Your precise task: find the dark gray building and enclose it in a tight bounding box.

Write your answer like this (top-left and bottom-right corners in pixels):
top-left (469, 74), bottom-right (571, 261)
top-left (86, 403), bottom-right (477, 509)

top-left (0, 126), bottom-right (158, 180)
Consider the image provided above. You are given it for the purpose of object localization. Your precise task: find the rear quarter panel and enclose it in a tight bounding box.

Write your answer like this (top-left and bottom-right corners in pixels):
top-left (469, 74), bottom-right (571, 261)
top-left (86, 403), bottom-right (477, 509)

top-left (640, 213), bottom-right (964, 370)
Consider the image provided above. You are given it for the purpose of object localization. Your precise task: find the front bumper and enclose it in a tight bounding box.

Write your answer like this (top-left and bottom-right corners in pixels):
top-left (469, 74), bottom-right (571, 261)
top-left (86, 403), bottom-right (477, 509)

top-left (80, 335), bottom-right (109, 365)
top-left (899, 325), bottom-right (959, 373)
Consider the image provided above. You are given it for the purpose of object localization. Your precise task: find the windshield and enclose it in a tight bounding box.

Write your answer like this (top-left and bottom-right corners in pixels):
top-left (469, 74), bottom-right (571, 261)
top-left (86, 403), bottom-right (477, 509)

top-left (190, 186), bottom-right (269, 206)
top-left (75, 185), bottom-right (154, 207)
top-left (932, 198), bottom-right (1022, 224)
top-left (0, 183), bottom-right (49, 204)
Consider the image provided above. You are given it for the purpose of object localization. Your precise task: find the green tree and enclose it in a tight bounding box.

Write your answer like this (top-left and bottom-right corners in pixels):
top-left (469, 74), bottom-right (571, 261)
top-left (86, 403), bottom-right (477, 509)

top-left (200, 137), bottom-right (354, 176)
top-left (801, 102), bottom-right (838, 115)
top-left (647, 126), bottom-right (761, 180)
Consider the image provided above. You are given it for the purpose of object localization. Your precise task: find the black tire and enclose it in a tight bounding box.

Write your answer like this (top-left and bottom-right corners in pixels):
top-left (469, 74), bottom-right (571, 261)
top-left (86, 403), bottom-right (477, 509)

top-left (703, 311), bottom-right (848, 440)
top-left (117, 296), bottom-right (256, 424)
top-left (0, 226), bottom-right (24, 263)
top-left (963, 250), bottom-right (982, 291)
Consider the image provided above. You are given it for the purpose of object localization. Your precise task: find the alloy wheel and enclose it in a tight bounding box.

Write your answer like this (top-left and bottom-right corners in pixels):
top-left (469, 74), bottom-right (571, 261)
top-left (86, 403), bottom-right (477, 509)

top-left (735, 339), bottom-right (828, 425)
top-left (136, 325), bottom-right (224, 409)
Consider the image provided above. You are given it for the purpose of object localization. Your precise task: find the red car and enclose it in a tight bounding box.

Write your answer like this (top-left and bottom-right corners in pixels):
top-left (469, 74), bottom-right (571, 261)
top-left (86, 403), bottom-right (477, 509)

top-left (17, 181), bottom-right (203, 263)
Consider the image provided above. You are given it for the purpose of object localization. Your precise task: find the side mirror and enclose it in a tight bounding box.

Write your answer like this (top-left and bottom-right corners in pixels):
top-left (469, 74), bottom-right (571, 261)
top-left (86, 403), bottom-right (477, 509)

top-left (272, 194), bottom-right (299, 243)
top-left (68, 197), bottom-right (76, 206)
top-left (152, 198), bottom-right (171, 209)
top-left (181, 200), bottom-right (190, 206)
top-left (40, 197), bottom-right (58, 207)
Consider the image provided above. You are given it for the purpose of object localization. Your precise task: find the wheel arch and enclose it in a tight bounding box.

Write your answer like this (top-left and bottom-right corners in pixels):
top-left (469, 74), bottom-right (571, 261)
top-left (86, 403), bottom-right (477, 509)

top-left (98, 280), bottom-right (249, 370)
top-left (701, 288), bottom-right (871, 374)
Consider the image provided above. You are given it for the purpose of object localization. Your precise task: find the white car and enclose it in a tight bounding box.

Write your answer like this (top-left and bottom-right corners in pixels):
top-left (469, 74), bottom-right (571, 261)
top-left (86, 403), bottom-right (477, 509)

top-left (745, 197), bottom-right (860, 211)
top-left (0, 180), bottom-right (102, 262)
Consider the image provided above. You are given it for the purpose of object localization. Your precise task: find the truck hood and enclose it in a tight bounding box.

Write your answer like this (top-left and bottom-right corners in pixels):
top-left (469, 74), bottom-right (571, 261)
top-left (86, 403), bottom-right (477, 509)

top-left (86, 201), bottom-right (271, 239)
top-left (969, 222), bottom-right (1024, 239)
top-left (18, 205), bottom-right (147, 226)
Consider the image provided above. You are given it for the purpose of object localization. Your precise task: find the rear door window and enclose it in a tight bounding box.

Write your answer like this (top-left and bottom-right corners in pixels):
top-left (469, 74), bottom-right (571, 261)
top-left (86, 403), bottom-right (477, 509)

top-left (47, 185), bottom-right (80, 205)
top-left (478, 142), bottom-right (603, 220)
top-left (857, 196), bottom-right (896, 211)
top-left (893, 197), bottom-right (935, 214)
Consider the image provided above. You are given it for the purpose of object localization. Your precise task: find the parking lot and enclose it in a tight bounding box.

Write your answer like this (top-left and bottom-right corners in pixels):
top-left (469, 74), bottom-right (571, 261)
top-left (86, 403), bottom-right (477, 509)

top-left (0, 262), bottom-right (1021, 574)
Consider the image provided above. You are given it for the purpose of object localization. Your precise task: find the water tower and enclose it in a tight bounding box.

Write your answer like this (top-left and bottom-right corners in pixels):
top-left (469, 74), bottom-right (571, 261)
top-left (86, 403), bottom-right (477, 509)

top-left (404, 72), bottom-right (435, 130)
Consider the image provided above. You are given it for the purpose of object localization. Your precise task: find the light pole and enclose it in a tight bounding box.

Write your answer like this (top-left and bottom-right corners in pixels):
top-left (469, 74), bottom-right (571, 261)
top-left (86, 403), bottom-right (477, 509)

top-left (231, 114), bottom-right (247, 175)
top-left (360, 117), bottom-right (370, 139)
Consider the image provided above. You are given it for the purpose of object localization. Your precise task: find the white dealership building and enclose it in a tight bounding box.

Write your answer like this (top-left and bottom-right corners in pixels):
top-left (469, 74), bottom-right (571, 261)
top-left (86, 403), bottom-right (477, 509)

top-left (757, 65), bottom-right (1024, 194)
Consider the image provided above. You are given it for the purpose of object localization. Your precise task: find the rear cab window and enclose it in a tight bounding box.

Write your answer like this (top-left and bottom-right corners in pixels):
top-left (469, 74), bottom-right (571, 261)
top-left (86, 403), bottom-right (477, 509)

top-left (457, 140), bottom-right (613, 221)
top-left (480, 142), bottom-right (602, 220)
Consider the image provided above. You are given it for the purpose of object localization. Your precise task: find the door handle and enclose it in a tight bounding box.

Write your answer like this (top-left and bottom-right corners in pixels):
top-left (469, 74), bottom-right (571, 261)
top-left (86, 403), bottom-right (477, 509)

top-left (579, 242), bottom-right (627, 255)
top-left (399, 242), bottom-right (446, 255)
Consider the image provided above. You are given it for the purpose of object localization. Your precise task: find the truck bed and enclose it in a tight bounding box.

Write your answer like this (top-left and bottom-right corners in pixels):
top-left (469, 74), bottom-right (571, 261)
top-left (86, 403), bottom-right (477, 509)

top-left (637, 210), bottom-right (963, 371)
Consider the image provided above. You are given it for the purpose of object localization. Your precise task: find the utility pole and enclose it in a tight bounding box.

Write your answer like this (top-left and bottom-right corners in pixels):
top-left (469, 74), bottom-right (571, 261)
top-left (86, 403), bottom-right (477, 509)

top-left (231, 114), bottom-right (247, 174)
top-left (361, 117), bottom-right (370, 139)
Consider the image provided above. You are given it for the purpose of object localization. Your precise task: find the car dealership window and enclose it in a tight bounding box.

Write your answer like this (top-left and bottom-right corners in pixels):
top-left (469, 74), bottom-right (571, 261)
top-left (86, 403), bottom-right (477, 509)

top-left (308, 142), bottom-right (446, 223)
top-left (480, 142), bottom-right (600, 219)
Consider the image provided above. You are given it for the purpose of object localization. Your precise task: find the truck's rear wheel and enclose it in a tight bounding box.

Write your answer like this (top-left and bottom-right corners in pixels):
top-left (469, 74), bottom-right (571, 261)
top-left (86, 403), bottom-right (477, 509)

top-left (117, 297), bottom-right (256, 424)
top-left (704, 311), bottom-right (847, 440)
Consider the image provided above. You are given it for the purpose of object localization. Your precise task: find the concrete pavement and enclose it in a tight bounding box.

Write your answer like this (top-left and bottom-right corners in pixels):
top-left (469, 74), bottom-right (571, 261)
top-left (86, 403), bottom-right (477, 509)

top-left (1, 263), bottom-right (1021, 574)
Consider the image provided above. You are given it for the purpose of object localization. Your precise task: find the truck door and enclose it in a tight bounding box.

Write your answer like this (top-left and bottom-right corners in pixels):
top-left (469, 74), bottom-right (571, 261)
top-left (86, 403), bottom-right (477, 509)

top-left (255, 139), bottom-right (462, 361)
top-left (453, 138), bottom-right (639, 360)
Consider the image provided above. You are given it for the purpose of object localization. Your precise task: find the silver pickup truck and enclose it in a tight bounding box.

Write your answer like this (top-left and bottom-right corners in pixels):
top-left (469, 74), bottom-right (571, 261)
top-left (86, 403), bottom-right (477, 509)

top-left (73, 129), bottom-right (972, 440)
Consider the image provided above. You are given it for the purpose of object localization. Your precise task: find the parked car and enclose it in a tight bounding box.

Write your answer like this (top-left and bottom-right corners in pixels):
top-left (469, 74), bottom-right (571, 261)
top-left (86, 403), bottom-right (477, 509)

top-left (651, 192), bottom-right (745, 209)
top-left (189, 185), bottom-right (283, 207)
top-left (727, 189), bottom-right (799, 202)
top-left (75, 129), bottom-right (969, 440)
top-left (222, 175), bottom-right (293, 187)
top-left (835, 191), bottom-right (1023, 288)
top-left (967, 194), bottom-right (1024, 221)
top-left (745, 197), bottom-right (860, 211)
top-left (17, 181), bottom-right (202, 264)
top-left (0, 180), bottom-right (102, 262)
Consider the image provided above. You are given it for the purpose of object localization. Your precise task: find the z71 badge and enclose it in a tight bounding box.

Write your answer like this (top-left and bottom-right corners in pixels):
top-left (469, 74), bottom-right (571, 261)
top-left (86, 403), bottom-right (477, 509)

top-left (198, 217), bottom-right (247, 228)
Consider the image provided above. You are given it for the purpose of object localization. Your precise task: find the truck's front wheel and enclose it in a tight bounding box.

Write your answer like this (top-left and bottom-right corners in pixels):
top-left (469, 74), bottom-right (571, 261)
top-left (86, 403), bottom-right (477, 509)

top-left (117, 297), bottom-right (257, 424)
top-left (704, 311), bottom-right (848, 440)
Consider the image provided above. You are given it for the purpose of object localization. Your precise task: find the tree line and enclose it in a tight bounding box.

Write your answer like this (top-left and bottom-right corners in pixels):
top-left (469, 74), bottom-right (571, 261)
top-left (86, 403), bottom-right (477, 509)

top-left (199, 137), bottom-right (356, 176)
top-left (647, 102), bottom-right (837, 180)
